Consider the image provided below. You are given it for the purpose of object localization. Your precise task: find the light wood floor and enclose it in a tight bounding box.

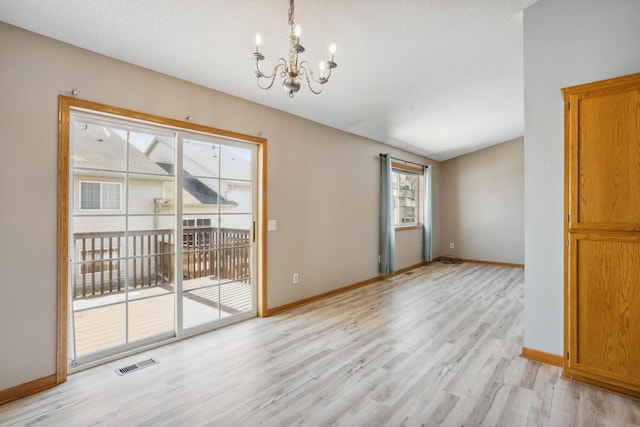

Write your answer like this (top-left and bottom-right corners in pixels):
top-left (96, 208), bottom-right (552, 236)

top-left (2, 262), bottom-right (640, 426)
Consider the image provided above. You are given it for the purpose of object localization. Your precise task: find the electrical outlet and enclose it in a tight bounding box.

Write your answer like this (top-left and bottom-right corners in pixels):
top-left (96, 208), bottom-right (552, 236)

top-left (449, 242), bottom-right (455, 249)
top-left (293, 273), bottom-right (299, 284)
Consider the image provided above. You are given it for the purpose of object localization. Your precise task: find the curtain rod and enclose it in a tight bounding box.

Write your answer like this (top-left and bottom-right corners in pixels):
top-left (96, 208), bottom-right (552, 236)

top-left (379, 153), bottom-right (430, 169)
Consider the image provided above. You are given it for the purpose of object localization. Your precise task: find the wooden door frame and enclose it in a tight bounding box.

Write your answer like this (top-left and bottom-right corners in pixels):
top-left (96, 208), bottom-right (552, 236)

top-left (57, 95), bottom-right (268, 383)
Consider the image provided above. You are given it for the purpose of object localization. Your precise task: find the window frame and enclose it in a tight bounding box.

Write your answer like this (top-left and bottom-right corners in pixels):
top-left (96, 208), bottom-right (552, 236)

top-left (79, 180), bottom-right (122, 211)
top-left (391, 162), bottom-right (423, 230)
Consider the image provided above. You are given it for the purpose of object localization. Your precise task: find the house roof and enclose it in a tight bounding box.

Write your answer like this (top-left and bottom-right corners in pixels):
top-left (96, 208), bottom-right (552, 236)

top-left (73, 123), bottom-right (238, 207)
top-left (72, 123), bottom-right (169, 176)
top-left (156, 163), bottom-right (237, 206)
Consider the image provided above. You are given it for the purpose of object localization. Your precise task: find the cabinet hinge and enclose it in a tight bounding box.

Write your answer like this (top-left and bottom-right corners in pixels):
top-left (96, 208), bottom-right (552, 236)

top-left (567, 102), bottom-right (571, 110)
top-left (566, 352), bottom-right (570, 360)
top-left (566, 239), bottom-right (570, 247)
top-left (567, 214), bottom-right (570, 222)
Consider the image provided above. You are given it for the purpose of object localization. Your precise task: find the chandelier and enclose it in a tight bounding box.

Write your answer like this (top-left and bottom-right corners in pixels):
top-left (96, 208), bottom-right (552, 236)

top-left (251, 0), bottom-right (337, 98)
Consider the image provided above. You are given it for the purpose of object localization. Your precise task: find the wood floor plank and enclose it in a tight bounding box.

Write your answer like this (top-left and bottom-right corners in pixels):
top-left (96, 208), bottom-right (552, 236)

top-left (1, 262), bottom-right (639, 426)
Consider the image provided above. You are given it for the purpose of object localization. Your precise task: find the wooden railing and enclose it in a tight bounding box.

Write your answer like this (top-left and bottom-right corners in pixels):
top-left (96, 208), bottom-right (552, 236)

top-left (73, 227), bottom-right (251, 299)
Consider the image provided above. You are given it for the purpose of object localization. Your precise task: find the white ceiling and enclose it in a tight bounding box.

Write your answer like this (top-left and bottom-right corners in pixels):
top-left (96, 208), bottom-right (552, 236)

top-left (0, 0), bottom-right (539, 161)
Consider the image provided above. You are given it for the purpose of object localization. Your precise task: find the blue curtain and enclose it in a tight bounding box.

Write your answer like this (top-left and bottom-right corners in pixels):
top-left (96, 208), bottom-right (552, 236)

top-left (423, 165), bottom-right (433, 261)
top-left (380, 154), bottom-right (395, 274)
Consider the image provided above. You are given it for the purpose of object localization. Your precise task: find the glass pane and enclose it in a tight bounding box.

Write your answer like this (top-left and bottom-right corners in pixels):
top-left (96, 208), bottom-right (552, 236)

top-left (183, 139), bottom-right (219, 178)
top-left (220, 180), bottom-right (252, 214)
top-left (128, 173), bottom-right (175, 215)
top-left (183, 176), bottom-right (221, 207)
top-left (220, 145), bottom-right (252, 181)
top-left (218, 216), bottom-right (252, 280)
top-left (72, 122), bottom-right (126, 171)
top-left (101, 183), bottom-right (121, 210)
top-left (220, 214), bottom-right (252, 244)
top-left (393, 170), bottom-right (419, 226)
top-left (399, 206), bottom-right (417, 224)
top-left (183, 284), bottom-right (220, 329)
top-left (128, 294), bottom-right (175, 343)
top-left (73, 302), bottom-right (126, 358)
top-left (80, 182), bottom-right (100, 209)
top-left (127, 217), bottom-right (175, 290)
top-left (220, 281), bottom-right (253, 316)
top-left (130, 132), bottom-right (175, 175)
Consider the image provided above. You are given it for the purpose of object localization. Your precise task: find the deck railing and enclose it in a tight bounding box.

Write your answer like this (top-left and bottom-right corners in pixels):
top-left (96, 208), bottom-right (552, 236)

top-left (73, 227), bottom-right (251, 299)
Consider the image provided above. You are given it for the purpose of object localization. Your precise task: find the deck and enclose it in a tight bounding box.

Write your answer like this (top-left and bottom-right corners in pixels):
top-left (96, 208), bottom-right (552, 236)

top-left (72, 277), bottom-right (253, 358)
top-left (71, 226), bottom-right (253, 359)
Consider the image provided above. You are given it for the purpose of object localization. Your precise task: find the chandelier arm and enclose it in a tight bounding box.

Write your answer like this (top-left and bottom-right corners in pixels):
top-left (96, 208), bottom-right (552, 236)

top-left (299, 61), bottom-right (332, 85)
top-left (255, 58), bottom-right (288, 90)
top-left (256, 57), bottom-right (288, 79)
top-left (298, 63), bottom-right (325, 95)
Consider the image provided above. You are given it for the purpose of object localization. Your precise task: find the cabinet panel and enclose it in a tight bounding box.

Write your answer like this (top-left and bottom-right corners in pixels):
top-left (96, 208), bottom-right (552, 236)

top-left (573, 237), bottom-right (640, 383)
top-left (564, 72), bottom-right (640, 399)
top-left (576, 91), bottom-right (640, 226)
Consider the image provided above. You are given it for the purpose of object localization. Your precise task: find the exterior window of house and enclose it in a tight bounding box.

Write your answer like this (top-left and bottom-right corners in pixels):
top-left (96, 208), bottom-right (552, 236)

top-left (183, 218), bottom-right (212, 228)
top-left (392, 167), bottom-right (420, 227)
top-left (80, 181), bottom-right (121, 210)
top-left (183, 218), bottom-right (213, 246)
top-left (79, 248), bottom-right (120, 275)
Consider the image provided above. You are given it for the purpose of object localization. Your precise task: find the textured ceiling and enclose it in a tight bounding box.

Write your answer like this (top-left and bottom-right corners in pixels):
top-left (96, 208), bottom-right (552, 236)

top-left (0, 0), bottom-right (539, 161)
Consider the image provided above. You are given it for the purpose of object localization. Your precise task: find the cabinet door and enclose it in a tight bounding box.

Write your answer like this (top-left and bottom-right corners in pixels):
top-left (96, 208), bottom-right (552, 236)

top-left (563, 73), bottom-right (640, 399)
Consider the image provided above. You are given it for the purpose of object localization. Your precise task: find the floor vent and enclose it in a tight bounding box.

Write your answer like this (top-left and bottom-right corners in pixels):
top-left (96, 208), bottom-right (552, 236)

top-left (115, 358), bottom-right (158, 376)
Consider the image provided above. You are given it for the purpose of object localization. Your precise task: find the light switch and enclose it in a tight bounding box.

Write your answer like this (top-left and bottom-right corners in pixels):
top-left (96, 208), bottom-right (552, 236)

top-left (268, 220), bottom-right (277, 231)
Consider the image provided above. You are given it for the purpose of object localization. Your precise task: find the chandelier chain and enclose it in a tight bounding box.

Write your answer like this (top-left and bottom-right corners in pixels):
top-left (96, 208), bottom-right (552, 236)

top-left (288, 0), bottom-right (295, 28)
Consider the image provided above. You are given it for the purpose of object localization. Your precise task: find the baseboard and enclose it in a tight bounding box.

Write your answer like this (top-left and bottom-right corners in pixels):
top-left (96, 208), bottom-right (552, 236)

top-left (520, 347), bottom-right (563, 367)
top-left (435, 257), bottom-right (524, 269)
top-left (266, 261), bottom-right (429, 316)
top-left (562, 369), bottom-right (640, 401)
top-left (0, 374), bottom-right (58, 406)
top-left (463, 259), bottom-right (524, 268)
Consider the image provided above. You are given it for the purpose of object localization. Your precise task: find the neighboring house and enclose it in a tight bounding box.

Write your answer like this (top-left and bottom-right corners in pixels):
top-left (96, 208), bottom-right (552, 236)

top-left (71, 122), bottom-right (252, 296)
top-left (145, 136), bottom-right (252, 230)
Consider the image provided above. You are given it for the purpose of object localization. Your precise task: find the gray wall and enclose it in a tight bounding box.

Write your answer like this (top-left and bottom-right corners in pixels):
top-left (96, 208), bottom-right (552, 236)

top-left (0, 22), bottom-right (440, 391)
top-left (439, 138), bottom-right (524, 264)
top-left (523, 0), bottom-right (640, 355)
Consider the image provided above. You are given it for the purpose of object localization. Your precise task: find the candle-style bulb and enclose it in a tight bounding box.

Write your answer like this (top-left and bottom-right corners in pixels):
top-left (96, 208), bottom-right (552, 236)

top-left (294, 25), bottom-right (302, 37)
top-left (329, 43), bottom-right (336, 61)
top-left (255, 34), bottom-right (262, 52)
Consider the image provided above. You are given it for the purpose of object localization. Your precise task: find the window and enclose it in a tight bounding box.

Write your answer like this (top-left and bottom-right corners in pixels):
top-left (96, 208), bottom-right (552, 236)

top-left (183, 218), bottom-right (213, 246)
top-left (392, 166), bottom-right (420, 227)
top-left (183, 218), bottom-right (212, 228)
top-left (80, 181), bottom-right (121, 210)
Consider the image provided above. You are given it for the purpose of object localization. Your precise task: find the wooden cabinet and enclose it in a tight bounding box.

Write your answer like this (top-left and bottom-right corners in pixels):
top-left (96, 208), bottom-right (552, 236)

top-left (563, 73), bottom-right (640, 399)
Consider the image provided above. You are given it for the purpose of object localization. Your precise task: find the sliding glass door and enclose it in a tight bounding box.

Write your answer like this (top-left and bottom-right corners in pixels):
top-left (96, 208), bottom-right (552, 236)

top-left (180, 136), bottom-right (256, 331)
top-left (68, 111), bottom-right (257, 367)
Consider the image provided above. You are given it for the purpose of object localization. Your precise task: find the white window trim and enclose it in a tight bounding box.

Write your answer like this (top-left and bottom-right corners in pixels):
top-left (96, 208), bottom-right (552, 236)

top-left (79, 180), bottom-right (123, 211)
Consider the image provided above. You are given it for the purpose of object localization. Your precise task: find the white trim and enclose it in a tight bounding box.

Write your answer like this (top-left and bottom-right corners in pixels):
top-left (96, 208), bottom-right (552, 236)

top-left (79, 180), bottom-right (123, 211)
